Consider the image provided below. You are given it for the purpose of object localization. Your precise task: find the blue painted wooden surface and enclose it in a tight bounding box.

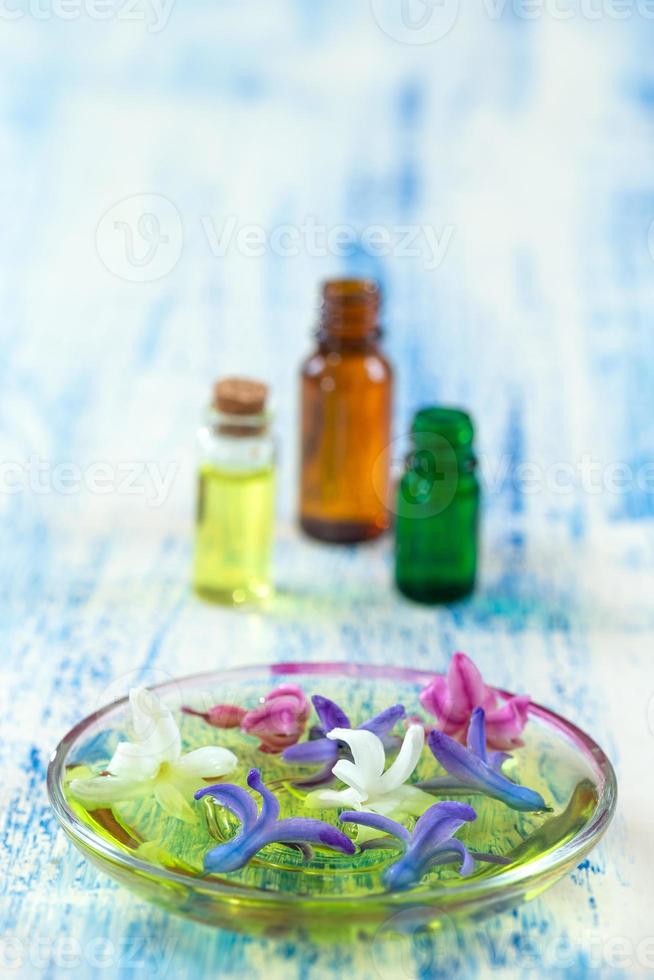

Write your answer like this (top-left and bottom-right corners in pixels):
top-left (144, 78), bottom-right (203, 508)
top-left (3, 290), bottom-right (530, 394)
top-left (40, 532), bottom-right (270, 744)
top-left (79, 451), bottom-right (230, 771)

top-left (1, 3), bottom-right (653, 977)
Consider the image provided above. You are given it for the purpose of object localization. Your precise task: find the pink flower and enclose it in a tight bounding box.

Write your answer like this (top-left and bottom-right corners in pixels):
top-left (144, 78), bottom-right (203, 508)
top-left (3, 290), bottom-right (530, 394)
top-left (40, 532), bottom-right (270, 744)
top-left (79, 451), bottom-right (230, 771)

top-left (241, 685), bottom-right (310, 754)
top-left (182, 704), bottom-right (247, 729)
top-left (185, 686), bottom-right (310, 755)
top-left (419, 653), bottom-right (530, 751)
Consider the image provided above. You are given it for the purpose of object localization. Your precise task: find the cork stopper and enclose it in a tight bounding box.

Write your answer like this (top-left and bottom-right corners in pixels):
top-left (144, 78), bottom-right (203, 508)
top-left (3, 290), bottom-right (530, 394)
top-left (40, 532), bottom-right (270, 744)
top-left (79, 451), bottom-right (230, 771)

top-left (211, 377), bottom-right (269, 436)
top-left (213, 377), bottom-right (268, 416)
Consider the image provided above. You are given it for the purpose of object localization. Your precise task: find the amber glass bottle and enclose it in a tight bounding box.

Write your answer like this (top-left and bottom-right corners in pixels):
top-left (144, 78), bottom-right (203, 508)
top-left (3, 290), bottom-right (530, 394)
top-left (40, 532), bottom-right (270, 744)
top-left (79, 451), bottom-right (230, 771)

top-left (299, 279), bottom-right (393, 543)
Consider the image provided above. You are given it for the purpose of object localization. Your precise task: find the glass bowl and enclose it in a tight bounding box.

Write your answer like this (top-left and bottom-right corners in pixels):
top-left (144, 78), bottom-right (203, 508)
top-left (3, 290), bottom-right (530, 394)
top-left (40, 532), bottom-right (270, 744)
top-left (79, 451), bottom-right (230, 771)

top-left (47, 662), bottom-right (617, 940)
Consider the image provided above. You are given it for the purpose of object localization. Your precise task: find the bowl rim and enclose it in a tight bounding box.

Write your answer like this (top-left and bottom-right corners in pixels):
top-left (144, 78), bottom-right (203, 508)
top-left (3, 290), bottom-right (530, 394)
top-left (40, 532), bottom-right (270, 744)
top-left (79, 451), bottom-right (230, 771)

top-left (47, 660), bottom-right (618, 908)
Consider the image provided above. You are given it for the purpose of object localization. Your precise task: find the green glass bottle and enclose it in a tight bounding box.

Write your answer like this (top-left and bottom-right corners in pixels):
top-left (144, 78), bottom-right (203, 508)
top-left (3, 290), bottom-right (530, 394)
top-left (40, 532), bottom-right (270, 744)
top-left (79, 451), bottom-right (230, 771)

top-left (395, 408), bottom-right (479, 604)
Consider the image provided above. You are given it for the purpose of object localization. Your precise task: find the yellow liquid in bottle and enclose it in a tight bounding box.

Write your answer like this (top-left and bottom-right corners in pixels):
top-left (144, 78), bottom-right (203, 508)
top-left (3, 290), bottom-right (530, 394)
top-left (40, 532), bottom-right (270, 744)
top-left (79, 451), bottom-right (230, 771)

top-left (193, 463), bottom-right (275, 605)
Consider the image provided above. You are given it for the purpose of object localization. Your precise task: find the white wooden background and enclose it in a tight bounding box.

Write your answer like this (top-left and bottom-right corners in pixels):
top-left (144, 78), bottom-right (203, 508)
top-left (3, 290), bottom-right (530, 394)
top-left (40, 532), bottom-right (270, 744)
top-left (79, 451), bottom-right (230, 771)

top-left (1, 2), bottom-right (653, 977)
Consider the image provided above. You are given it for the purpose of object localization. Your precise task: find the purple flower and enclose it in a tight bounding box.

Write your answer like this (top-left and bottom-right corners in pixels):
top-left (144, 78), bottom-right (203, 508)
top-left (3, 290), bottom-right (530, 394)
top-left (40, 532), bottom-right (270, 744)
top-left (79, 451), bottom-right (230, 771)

top-left (282, 695), bottom-right (405, 787)
top-left (425, 708), bottom-right (548, 813)
top-left (195, 769), bottom-right (355, 873)
top-left (340, 801), bottom-right (506, 891)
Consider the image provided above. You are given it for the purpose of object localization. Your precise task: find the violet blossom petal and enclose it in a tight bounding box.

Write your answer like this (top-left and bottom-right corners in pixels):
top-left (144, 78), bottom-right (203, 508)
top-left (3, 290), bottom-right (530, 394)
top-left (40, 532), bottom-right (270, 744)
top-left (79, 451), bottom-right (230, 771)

top-left (201, 771), bottom-right (354, 873)
top-left (282, 738), bottom-right (338, 767)
top-left (203, 832), bottom-right (262, 873)
top-left (359, 839), bottom-right (399, 853)
top-left (381, 838), bottom-right (475, 891)
top-left (383, 832), bottom-right (477, 890)
top-left (340, 801), bottom-right (482, 891)
top-left (415, 776), bottom-right (471, 793)
top-left (339, 810), bottom-right (411, 844)
top-left (312, 695), bottom-right (351, 733)
top-left (488, 751), bottom-right (512, 773)
top-left (466, 708), bottom-right (487, 762)
top-left (259, 818), bottom-right (355, 855)
top-left (247, 768), bottom-right (280, 824)
top-left (453, 710), bottom-right (511, 773)
top-left (384, 840), bottom-right (507, 889)
top-left (194, 783), bottom-right (259, 833)
top-left (204, 818), bottom-right (354, 873)
top-left (424, 839), bottom-right (475, 876)
top-left (291, 762), bottom-right (338, 789)
top-left (411, 801), bottom-right (477, 855)
top-left (382, 857), bottom-right (424, 891)
top-left (359, 704), bottom-right (406, 738)
top-left (428, 719), bottom-right (547, 813)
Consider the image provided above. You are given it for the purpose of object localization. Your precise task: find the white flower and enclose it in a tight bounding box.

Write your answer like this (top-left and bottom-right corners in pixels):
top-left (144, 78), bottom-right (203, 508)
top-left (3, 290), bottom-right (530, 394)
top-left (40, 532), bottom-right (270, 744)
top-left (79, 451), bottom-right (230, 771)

top-left (70, 688), bottom-right (237, 823)
top-left (305, 724), bottom-right (433, 821)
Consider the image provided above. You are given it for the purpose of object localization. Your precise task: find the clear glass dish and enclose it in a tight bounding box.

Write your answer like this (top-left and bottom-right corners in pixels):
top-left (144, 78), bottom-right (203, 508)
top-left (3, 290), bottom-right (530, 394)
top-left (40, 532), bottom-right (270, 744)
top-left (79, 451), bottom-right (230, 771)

top-left (47, 662), bottom-right (617, 940)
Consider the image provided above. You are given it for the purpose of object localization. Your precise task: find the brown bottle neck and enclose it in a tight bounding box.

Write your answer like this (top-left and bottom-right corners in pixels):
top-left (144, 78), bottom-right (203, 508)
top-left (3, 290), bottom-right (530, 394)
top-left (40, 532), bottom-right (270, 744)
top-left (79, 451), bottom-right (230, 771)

top-left (318, 278), bottom-right (381, 343)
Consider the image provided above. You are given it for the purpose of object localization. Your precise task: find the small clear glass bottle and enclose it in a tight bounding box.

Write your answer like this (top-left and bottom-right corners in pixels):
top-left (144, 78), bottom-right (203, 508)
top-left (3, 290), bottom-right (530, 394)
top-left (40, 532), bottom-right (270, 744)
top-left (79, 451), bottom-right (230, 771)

top-left (395, 408), bottom-right (480, 604)
top-left (193, 378), bottom-right (275, 605)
